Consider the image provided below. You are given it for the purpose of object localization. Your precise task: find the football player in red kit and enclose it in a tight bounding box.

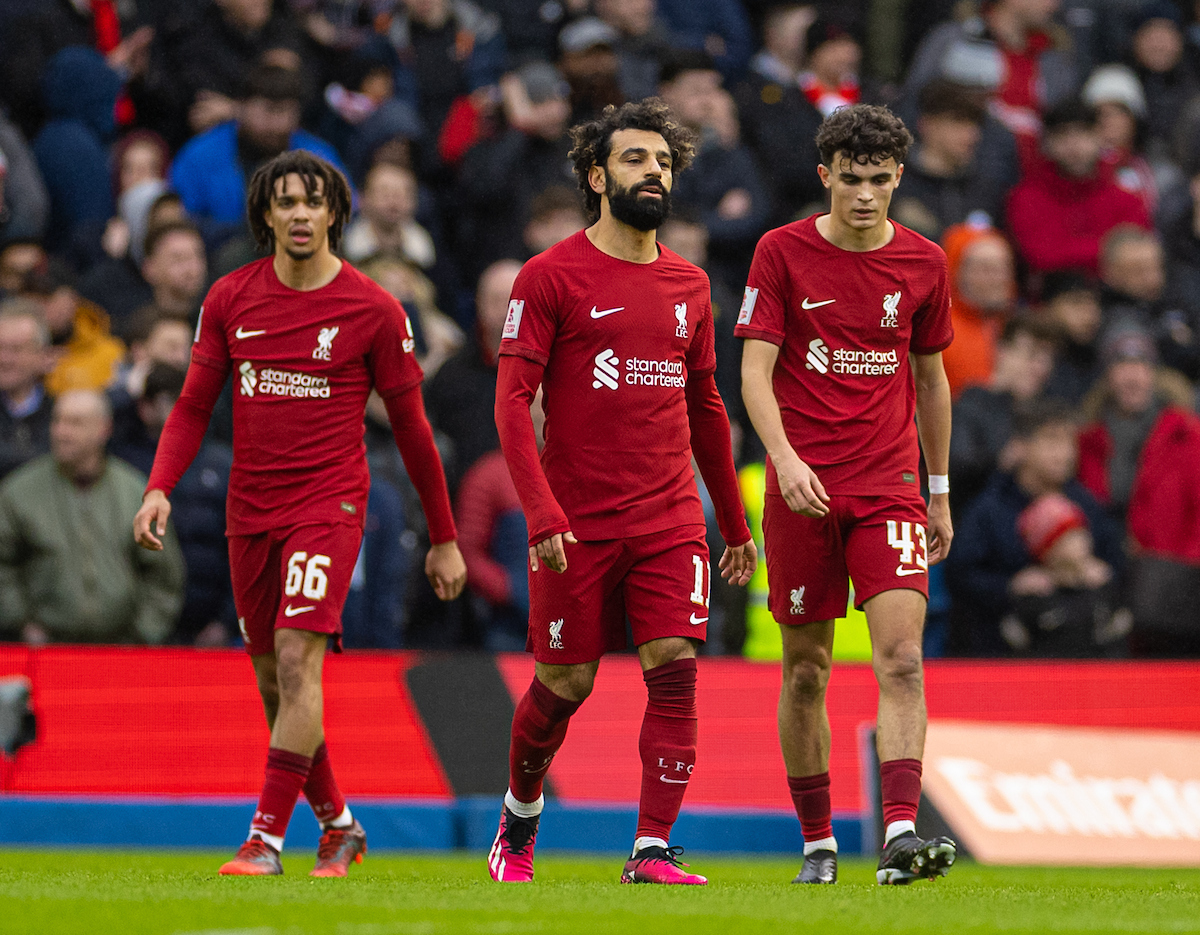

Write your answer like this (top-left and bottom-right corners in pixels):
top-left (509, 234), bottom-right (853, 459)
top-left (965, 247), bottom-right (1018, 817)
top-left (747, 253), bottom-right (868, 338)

top-left (737, 104), bottom-right (958, 885)
top-left (134, 151), bottom-right (466, 877)
top-left (488, 99), bottom-right (757, 885)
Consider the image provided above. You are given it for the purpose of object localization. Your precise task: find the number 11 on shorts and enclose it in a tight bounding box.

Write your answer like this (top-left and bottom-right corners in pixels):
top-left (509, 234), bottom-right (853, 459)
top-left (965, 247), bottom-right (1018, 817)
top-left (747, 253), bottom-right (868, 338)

top-left (690, 554), bottom-right (711, 608)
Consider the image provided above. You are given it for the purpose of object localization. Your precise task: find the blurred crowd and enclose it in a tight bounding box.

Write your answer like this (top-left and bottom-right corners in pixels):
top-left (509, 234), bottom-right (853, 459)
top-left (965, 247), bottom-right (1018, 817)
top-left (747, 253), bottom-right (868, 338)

top-left (0, 0), bottom-right (1198, 658)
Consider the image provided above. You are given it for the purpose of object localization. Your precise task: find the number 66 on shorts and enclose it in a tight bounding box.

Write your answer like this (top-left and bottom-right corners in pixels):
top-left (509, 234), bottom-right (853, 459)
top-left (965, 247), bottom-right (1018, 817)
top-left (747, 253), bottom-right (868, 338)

top-left (228, 523), bottom-right (364, 654)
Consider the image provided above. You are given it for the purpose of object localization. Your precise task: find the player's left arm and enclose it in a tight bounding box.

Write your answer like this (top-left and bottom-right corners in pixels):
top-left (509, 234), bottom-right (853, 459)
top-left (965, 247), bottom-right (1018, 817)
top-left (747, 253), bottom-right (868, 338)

top-left (912, 350), bottom-right (953, 564)
top-left (685, 370), bottom-right (757, 586)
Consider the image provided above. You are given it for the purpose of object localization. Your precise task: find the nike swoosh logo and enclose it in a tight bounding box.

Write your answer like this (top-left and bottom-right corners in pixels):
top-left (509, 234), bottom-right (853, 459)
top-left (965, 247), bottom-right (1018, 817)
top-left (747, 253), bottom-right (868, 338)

top-left (590, 306), bottom-right (625, 319)
top-left (801, 298), bottom-right (836, 309)
top-left (895, 567), bottom-right (925, 577)
top-left (659, 775), bottom-right (689, 784)
top-left (235, 327), bottom-right (267, 338)
top-left (689, 614), bottom-right (708, 625)
top-left (283, 604), bottom-right (316, 616)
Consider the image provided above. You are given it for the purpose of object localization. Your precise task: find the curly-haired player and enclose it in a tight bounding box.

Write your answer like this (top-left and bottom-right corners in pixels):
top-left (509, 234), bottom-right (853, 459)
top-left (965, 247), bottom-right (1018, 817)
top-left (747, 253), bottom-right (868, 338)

top-left (487, 99), bottom-right (756, 885)
top-left (737, 104), bottom-right (958, 885)
top-left (135, 150), bottom-right (466, 877)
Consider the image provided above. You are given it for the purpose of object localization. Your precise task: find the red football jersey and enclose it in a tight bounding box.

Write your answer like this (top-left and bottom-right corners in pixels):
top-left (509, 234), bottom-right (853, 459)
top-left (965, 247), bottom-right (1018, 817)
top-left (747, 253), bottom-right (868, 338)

top-left (735, 216), bottom-right (953, 496)
top-left (499, 231), bottom-right (716, 540)
top-left (191, 257), bottom-right (423, 535)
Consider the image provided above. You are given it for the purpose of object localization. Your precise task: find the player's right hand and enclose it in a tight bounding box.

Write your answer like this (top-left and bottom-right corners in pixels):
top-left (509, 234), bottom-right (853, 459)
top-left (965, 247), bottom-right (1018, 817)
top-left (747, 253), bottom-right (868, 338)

top-left (530, 531), bottom-right (577, 574)
top-left (133, 489), bottom-right (171, 551)
top-left (776, 454), bottom-right (831, 517)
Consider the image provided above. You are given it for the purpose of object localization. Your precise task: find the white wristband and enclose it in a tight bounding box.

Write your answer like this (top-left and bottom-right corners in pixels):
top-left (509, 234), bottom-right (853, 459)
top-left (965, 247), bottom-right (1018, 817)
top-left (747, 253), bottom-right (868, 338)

top-left (928, 474), bottom-right (950, 495)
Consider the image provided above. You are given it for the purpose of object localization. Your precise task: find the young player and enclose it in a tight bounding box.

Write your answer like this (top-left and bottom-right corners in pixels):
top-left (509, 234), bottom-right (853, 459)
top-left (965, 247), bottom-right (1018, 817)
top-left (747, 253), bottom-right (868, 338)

top-left (736, 104), bottom-right (957, 885)
top-left (133, 151), bottom-right (466, 877)
top-left (488, 99), bottom-right (757, 885)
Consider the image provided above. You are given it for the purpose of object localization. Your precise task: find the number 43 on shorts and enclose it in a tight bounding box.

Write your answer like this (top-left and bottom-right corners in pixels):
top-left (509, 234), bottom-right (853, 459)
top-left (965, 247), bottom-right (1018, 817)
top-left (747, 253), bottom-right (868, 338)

top-left (887, 521), bottom-right (927, 577)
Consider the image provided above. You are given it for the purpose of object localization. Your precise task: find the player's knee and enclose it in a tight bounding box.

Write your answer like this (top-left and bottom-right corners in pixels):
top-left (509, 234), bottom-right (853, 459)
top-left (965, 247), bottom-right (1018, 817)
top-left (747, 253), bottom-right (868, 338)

top-left (274, 647), bottom-right (319, 701)
top-left (875, 640), bottom-right (924, 689)
top-left (783, 657), bottom-right (829, 705)
top-left (539, 667), bottom-right (595, 703)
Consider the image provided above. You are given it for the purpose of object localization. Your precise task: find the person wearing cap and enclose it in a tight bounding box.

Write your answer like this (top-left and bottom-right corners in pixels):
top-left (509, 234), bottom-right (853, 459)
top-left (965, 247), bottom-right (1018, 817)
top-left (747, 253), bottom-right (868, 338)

top-left (1007, 98), bottom-right (1151, 277)
top-left (947, 399), bottom-right (1123, 656)
top-left (1077, 319), bottom-right (1200, 655)
top-left (1004, 490), bottom-right (1126, 657)
top-left (732, 4), bottom-right (824, 226)
top-left (1080, 63), bottom-right (1165, 218)
top-left (455, 61), bottom-right (575, 283)
top-left (902, 0), bottom-right (1079, 169)
top-left (1039, 269), bottom-right (1105, 405)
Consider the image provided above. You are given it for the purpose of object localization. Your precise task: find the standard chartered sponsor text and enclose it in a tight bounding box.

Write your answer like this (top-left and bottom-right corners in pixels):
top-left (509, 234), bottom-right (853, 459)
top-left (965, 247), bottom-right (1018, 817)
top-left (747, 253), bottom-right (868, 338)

top-left (936, 756), bottom-right (1200, 839)
top-left (257, 367), bottom-right (331, 398)
top-left (625, 356), bottom-right (686, 387)
top-left (831, 347), bottom-right (899, 376)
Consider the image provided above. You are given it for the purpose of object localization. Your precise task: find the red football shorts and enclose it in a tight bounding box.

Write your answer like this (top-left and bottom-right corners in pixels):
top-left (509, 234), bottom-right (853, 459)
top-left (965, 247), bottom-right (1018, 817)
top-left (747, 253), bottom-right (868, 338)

top-left (527, 524), bottom-right (712, 664)
top-left (762, 491), bottom-right (930, 624)
top-left (228, 522), bottom-right (363, 655)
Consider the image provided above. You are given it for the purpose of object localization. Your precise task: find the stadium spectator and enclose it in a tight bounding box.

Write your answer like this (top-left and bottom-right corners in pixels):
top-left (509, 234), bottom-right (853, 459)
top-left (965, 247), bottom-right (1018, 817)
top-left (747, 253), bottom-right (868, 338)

top-left (732, 3), bottom-right (824, 226)
top-left (22, 262), bottom-right (125, 397)
top-left (658, 51), bottom-right (771, 287)
top-left (594, 0), bottom-right (680, 101)
top-left (556, 18), bottom-right (626, 124)
top-left (1165, 163), bottom-right (1200, 323)
top-left (170, 65), bottom-right (343, 235)
top-left (902, 0), bottom-right (1078, 166)
top-left (0, 389), bottom-right (184, 645)
top-left (488, 0), bottom-right (583, 62)
top-left (0, 241), bottom-right (47, 300)
top-left (32, 47), bottom-right (121, 255)
top-left (0, 300), bottom-right (53, 480)
top-left (111, 363), bottom-right (235, 648)
top-left (1039, 269), bottom-right (1106, 405)
top-left (0, 108), bottom-right (49, 244)
top-left (521, 185), bottom-right (587, 259)
top-left (1004, 490), bottom-right (1128, 657)
top-left (1128, 0), bottom-right (1199, 154)
top-left (940, 222), bottom-right (1020, 398)
top-left (950, 317), bottom-right (1058, 515)
top-left (454, 63), bottom-right (575, 283)
top-left (163, 0), bottom-right (306, 141)
top-left (947, 400), bottom-right (1123, 656)
top-left (424, 260), bottom-right (520, 483)
top-left (890, 81), bottom-right (1015, 240)
top-left (110, 312), bottom-right (195, 447)
top-left (1099, 225), bottom-right (1199, 380)
top-left (360, 255), bottom-right (464, 377)
top-left (797, 18), bottom-right (862, 117)
top-left (385, 0), bottom-right (506, 152)
top-left (657, 0), bottom-right (754, 79)
top-left (1007, 99), bottom-right (1151, 277)
top-left (1076, 320), bottom-right (1200, 656)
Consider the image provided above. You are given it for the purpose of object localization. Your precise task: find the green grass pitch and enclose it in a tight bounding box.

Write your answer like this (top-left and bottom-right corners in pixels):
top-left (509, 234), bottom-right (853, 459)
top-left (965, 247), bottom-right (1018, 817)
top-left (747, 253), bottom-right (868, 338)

top-left (2, 850), bottom-right (1199, 935)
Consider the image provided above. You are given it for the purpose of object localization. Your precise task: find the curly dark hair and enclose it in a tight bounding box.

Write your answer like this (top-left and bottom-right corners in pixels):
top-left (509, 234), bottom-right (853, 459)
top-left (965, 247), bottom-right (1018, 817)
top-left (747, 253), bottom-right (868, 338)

top-left (569, 98), bottom-right (697, 222)
top-left (815, 104), bottom-right (912, 168)
top-left (246, 150), bottom-right (353, 253)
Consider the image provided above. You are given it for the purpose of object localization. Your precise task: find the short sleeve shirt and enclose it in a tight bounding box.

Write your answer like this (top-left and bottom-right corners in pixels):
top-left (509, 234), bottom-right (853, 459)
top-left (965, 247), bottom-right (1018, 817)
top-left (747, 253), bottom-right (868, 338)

top-left (192, 257), bottom-right (423, 534)
top-left (735, 216), bottom-right (953, 496)
top-left (499, 231), bottom-right (715, 540)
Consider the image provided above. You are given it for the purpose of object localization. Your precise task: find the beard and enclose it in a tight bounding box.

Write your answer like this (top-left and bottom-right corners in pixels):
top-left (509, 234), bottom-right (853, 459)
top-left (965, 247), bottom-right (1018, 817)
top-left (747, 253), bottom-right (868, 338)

top-left (606, 174), bottom-right (671, 232)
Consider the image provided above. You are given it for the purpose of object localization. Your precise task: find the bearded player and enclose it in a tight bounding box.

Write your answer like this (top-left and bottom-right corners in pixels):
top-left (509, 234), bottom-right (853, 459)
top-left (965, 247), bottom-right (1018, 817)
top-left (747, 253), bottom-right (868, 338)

top-left (737, 104), bottom-right (957, 885)
top-left (487, 99), bottom-right (757, 885)
top-left (134, 151), bottom-right (466, 877)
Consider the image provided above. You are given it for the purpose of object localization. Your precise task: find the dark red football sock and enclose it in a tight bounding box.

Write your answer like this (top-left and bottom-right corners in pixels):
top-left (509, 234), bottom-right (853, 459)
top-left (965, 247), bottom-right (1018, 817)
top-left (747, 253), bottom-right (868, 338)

top-left (880, 758), bottom-right (923, 827)
top-left (787, 772), bottom-right (833, 843)
top-left (250, 747), bottom-right (313, 841)
top-left (303, 742), bottom-right (346, 826)
top-left (508, 677), bottom-right (583, 803)
top-left (635, 658), bottom-right (698, 841)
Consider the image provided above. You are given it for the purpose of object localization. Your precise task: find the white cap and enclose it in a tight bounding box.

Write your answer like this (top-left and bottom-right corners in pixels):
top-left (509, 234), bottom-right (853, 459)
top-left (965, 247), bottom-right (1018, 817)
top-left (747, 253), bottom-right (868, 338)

top-left (1082, 64), bottom-right (1147, 119)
